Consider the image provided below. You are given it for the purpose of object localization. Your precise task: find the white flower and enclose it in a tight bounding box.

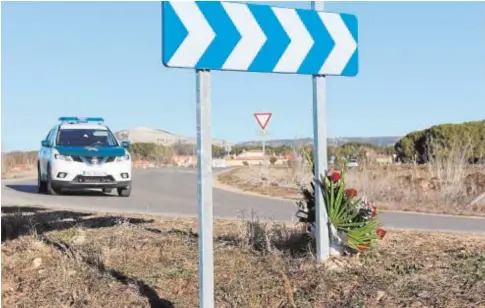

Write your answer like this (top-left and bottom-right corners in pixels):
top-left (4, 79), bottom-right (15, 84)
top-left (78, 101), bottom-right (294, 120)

top-left (355, 195), bottom-right (374, 220)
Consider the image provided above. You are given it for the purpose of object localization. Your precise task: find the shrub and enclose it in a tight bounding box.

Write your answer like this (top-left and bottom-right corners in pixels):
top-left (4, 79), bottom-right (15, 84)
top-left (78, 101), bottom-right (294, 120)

top-left (269, 156), bottom-right (277, 165)
top-left (395, 120), bottom-right (485, 163)
top-left (296, 149), bottom-right (385, 254)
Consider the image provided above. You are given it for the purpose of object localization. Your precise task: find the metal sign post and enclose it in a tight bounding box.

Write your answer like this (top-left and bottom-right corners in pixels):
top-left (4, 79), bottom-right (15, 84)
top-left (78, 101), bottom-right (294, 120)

top-left (196, 69), bottom-right (214, 308)
top-left (161, 1), bottom-right (358, 305)
top-left (312, 0), bottom-right (330, 262)
top-left (261, 129), bottom-right (266, 171)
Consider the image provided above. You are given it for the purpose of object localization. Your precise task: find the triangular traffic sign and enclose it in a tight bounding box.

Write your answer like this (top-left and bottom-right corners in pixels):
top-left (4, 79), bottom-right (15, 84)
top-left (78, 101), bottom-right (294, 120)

top-left (254, 112), bottom-right (272, 130)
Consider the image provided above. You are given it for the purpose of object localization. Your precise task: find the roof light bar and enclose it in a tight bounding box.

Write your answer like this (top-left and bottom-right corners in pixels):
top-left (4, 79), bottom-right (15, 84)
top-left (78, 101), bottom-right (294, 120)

top-left (58, 117), bottom-right (105, 124)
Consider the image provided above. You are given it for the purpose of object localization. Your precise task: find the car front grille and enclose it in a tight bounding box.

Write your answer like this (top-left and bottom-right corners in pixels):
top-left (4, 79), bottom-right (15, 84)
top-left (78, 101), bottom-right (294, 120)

top-left (72, 156), bottom-right (83, 162)
top-left (71, 156), bottom-right (117, 164)
top-left (73, 175), bottom-right (116, 184)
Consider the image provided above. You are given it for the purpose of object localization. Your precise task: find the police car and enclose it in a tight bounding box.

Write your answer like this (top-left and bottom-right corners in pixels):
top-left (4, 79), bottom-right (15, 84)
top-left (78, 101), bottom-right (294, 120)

top-left (37, 117), bottom-right (132, 197)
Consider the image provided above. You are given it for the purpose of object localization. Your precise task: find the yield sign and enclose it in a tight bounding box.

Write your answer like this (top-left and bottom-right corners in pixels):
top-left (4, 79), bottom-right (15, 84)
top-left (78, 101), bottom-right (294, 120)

top-left (254, 112), bottom-right (272, 130)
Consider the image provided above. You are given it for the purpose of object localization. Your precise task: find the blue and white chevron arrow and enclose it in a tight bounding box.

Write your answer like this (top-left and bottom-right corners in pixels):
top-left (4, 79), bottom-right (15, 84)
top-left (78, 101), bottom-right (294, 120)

top-left (162, 1), bottom-right (358, 77)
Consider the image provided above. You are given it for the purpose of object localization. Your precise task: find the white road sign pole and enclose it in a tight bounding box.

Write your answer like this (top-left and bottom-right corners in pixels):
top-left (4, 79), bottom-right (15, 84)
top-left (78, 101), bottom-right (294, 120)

top-left (312, 0), bottom-right (331, 263)
top-left (254, 112), bottom-right (272, 175)
top-left (261, 129), bottom-right (266, 173)
top-left (196, 69), bottom-right (214, 307)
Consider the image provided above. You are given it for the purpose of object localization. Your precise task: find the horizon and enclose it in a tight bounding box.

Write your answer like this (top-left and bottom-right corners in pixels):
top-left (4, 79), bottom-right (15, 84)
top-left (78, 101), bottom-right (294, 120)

top-left (2, 1), bottom-right (484, 151)
top-left (3, 117), bottom-right (485, 152)
top-left (3, 125), bottom-right (403, 152)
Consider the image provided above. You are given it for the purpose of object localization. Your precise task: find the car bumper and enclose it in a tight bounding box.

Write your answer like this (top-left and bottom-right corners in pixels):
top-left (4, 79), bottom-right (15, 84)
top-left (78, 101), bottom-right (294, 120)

top-left (52, 178), bottom-right (131, 190)
top-left (51, 160), bottom-right (132, 182)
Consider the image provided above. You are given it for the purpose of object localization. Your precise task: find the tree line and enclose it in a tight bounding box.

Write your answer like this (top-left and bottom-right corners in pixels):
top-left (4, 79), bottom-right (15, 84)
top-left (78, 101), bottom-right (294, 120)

top-left (394, 120), bottom-right (485, 164)
top-left (5, 120), bottom-right (483, 174)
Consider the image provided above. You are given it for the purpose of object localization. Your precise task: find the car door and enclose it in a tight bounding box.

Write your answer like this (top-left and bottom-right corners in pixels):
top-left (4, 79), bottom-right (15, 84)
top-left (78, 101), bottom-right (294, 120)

top-left (39, 130), bottom-right (49, 174)
top-left (46, 127), bottom-right (58, 169)
top-left (40, 128), bottom-right (55, 174)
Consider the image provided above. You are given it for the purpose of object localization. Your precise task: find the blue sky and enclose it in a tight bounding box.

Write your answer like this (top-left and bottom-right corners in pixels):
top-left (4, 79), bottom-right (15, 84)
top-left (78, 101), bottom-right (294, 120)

top-left (2, 1), bottom-right (485, 151)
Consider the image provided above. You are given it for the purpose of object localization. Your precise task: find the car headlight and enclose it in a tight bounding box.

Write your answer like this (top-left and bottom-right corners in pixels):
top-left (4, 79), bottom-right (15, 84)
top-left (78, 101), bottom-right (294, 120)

top-left (115, 154), bottom-right (130, 162)
top-left (55, 154), bottom-right (73, 161)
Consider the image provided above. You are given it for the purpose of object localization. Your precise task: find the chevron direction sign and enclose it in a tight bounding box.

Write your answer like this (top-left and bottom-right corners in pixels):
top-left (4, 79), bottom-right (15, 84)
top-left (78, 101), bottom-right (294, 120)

top-left (162, 1), bottom-right (358, 77)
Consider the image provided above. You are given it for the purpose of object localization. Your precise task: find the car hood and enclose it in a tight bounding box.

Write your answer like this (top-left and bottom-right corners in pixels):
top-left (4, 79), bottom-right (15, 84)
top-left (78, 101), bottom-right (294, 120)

top-left (54, 146), bottom-right (126, 157)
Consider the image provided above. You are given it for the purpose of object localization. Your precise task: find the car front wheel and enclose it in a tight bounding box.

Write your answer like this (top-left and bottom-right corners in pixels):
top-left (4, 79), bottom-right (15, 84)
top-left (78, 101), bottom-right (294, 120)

top-left (37, 165), bottom-right (47, 194)
top-left (117, 185), bottom-right (131, 197)
top-left (46, 167), bottom-right (62, 195)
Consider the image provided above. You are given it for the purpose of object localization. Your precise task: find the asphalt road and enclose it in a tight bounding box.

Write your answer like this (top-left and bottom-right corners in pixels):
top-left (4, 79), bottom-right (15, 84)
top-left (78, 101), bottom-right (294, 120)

top-left (2, 168), bottom-right (485, 234)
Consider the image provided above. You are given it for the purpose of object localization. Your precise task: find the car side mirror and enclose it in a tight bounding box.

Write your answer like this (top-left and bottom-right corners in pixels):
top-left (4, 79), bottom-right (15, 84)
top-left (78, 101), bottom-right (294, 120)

top-left (41, 140), bottom-right (50, 147)
top-left (121, 141), bottom-right (130, 148)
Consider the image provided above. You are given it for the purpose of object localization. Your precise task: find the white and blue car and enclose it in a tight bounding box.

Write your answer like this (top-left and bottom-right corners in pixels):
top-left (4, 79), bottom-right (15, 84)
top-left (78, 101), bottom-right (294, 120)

top-left (37, 117), bottom-right (132, 197)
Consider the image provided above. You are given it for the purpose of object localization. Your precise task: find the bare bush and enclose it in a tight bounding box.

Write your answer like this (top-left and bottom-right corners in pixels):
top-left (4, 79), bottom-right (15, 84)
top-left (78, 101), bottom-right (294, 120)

top-left (1, 147), bottom-right (38, 177)
top-left (426, 137), bottom-right (473, 202)
top-left (153, 144), bottom-right (175, 166)
top-left (344, 137), bottom-right (485, 214)
top-left (2, 153), bottom-right (14, 175)
top-left (222, 137), bottom-right (485, 215)
top-left (172, 141), bottom-right (194, 156)
top-left (233, 211), bottom-right (313, 257)
top-left (285, 144), bottom-right (311, 186)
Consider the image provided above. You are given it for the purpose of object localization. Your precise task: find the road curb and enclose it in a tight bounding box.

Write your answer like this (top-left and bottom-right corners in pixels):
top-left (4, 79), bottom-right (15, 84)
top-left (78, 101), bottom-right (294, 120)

top-left (213, 169), bottom-right (299, 203)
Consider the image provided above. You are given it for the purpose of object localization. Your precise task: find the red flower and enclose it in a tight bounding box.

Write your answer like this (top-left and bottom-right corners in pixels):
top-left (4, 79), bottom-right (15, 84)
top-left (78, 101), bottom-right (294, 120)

top-left (329, 172), bottom-right (341, 182)
top-left (376, 228), bottom-right (386, 239)
top-left (345, 188), bottom-right (358, 199)
top-left (372, 206), bottom-right (377, 217)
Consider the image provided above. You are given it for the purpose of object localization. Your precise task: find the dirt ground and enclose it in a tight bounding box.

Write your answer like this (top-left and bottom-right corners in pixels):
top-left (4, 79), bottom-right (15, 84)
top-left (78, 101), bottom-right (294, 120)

top-left (1, 168), bottom-right (36, 179)
top-left (217, 165), bottom-right (485, 217)
top-left (2, 206), bottom-right (485, 308)
top-left (216, 166), bottom-right (306, 200)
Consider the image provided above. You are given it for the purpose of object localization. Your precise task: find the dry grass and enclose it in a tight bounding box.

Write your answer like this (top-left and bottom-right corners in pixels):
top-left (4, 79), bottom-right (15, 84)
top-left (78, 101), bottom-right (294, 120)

top-left (1, 150), bottom-right (37, 178)
top-left (2, 206), bottom-right (485, 308)
top-left (219, 159), bottom-right (485, 217)
top-left (347, 138), bottom-right (485, 216)
top-left (218, 140), bottom-right (485, 217)
top-left (345, 163), bottom-right (485, 216)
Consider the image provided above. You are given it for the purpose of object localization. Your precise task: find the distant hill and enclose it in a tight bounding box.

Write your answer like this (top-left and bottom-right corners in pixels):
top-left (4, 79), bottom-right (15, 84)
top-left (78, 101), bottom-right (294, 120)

top-left (115, 127), bottom-right (229, 146)
top-left (237, 136), bottom-right (401, 147)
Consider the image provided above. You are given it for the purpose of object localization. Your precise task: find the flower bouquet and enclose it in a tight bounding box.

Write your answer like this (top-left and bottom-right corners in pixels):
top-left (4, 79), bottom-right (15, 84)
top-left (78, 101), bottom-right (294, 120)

top-left (296, 150), bottom-right (386, 256)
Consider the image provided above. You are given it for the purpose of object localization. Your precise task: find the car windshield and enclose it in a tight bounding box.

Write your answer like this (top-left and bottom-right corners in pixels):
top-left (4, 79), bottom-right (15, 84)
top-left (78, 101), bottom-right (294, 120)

top-left (56, 129), bottom-right (118, 147)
